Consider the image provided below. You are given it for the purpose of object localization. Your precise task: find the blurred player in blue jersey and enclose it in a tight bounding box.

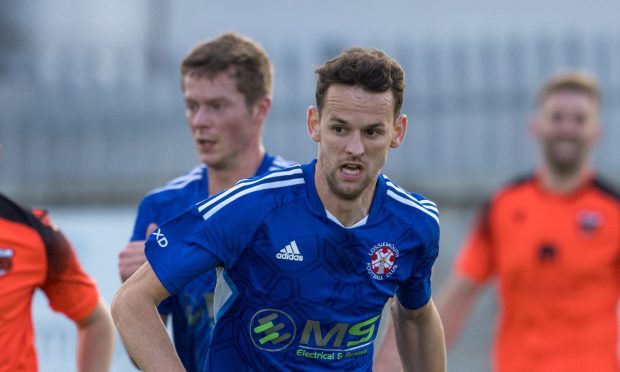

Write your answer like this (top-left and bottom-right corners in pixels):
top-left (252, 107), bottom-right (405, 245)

top-left (117, 33), bottom-right (294, 371)
top-left (113, 47), bottom-right (446, 371)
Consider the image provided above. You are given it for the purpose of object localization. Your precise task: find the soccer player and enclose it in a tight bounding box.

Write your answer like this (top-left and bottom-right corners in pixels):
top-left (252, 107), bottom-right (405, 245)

top-left (112, 47), bottom-right (446, 371)
top-left (0, 146), bottom-right (115, 371)
top-left (117, 33), bottom-right (293, 371)
top-left (437, 72), bottom-right (620, 371)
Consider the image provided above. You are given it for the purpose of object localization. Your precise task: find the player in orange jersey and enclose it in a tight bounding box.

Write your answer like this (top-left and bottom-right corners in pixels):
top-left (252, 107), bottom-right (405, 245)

top-left (436, 72), bottom-right (620, 371)
top-left (0, 147), bottom-right (115, 372)
top-left (375, 71), bottom-right (619, 372)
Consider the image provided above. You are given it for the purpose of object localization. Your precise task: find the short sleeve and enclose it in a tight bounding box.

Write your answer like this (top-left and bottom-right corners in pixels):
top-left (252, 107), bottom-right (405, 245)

top-left (145, 185), bottom-right (278, 296)
top-left (455, 203), bottom-right (495, 283)
top-left (144, 206), bottom-right (222, 295)
top-left (396, 231), bottom-right (439, 310)
top-left (39, 222), bottom-right (99, 322)
top-left (130, 196), bottom-right (156, 241)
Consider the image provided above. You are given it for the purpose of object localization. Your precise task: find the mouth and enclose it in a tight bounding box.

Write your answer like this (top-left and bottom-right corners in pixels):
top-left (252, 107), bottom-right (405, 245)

top-left (339, 162), bottom-right (364, 179)
top-left (196, 139), bottom-right (216, 152)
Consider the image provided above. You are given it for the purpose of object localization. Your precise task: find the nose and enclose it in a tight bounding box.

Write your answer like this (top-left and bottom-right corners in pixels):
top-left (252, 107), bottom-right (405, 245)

top-left (345, 131), bottom-right (364, 157)
top-left (189, 106), bottom-right (212, 128)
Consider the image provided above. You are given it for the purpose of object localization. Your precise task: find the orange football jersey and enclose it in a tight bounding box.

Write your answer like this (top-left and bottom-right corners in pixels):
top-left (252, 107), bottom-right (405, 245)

top-left (0, 194), bottom-right (99, 372)
top-left (457, 174), bottom-right (620, 372)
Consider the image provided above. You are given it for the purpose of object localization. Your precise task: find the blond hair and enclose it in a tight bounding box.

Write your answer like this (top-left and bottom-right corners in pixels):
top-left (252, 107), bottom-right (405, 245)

top-left (536, 71), bottom-right (601, 106)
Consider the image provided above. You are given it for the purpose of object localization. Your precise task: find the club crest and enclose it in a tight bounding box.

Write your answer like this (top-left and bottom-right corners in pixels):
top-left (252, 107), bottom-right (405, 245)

top-left (367, 242), bottom-right (399, 280)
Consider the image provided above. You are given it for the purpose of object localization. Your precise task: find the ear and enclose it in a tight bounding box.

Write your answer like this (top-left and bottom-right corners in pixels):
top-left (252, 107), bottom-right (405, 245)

top-left (390, 114), bottom-right (408, 148)
top-left (252, 97), bottom-right (272, 126)
top-left (528, 115), bottom-right (541, 139)
top-left (307, 106), bottom-right (321, 143)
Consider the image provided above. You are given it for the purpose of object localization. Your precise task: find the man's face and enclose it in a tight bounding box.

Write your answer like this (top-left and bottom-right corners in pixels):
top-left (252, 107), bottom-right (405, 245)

top-left (532, 91), bottom-right (600, 174)
top-left (183, 72), bottom-right (265, 170)
top-left (307, 84), bottom-right (407, 200)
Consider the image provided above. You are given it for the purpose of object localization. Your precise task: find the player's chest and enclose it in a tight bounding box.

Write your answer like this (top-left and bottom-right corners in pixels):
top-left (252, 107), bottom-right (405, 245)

top-left (492, 198), bottom-right (619, 277)
top-left (238, 219), bottom-right (419, 299)
top-left (0, 223), bottom-right (46, 317)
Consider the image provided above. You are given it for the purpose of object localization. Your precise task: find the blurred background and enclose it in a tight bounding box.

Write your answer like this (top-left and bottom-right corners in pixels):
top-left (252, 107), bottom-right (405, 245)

top-left (1, 0), bottom-right (619, 370)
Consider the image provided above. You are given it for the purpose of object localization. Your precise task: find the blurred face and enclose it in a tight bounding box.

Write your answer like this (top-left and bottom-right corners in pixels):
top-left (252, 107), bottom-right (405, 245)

top-left (307, 84), bottom-right (407, 200)
top-left (532, 91), bottom-right (600, 174)
top-left (183, 72), bottom-right (267, 170)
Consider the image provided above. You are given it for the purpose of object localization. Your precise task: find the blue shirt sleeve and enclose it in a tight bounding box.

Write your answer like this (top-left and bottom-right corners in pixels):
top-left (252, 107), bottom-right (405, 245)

top-left (396, 222), bottom-right (440, 310)
top-left (130, 196), bottom-right (157, 241)
top-left (144, 206), bottom-right (223, 295)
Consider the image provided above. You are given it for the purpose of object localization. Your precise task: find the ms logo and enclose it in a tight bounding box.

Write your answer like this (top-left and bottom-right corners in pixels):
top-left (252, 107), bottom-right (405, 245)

top-left (250, 309), bottom-right (296, 351)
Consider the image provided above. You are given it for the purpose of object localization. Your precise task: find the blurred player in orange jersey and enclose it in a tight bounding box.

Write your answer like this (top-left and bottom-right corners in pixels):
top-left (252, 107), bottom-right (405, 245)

top-left (437, 72), bottom-right (620, 371)
top-left (376, 71), bottom-right (620, 372)
top-left (0, 145), bottom-right (115, 371)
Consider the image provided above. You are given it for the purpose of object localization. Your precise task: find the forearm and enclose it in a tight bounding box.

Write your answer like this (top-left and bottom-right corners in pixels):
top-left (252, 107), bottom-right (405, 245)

top-left (393, 299), bottom-right (446, 372)
top-left (112, 264), bottom-right (183, 372)
top-left (76, 299), bottom-right (115, 372)
top-left (435, 273), bottom-right (483, 350)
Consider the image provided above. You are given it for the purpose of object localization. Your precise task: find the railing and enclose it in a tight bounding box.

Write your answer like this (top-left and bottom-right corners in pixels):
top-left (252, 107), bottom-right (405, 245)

top-left (2, 33), bottom-right (620, 205)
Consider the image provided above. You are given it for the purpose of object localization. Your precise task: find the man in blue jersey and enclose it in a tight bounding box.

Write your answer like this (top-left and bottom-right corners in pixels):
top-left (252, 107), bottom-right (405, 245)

top-left (117, 33), bottom-right (293, 371)
top-left (113, 47), bottom-right (447, 371)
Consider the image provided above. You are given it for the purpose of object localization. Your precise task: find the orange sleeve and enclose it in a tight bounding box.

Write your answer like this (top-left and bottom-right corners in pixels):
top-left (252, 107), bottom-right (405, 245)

top-left (35, 210), bottom-right (99, 322)
top-left (455, 203), bottom-right (495, 283)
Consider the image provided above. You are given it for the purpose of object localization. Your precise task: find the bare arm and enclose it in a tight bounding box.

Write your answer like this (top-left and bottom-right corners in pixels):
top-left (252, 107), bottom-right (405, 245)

top-left (435, 272), bottom-right (484, 350)
top-left (392, 298), bottom-right (446, 372)
top-left (112, 262), bottom-right (183, 371)
top-left (75, 298), bottom-right (115, 372)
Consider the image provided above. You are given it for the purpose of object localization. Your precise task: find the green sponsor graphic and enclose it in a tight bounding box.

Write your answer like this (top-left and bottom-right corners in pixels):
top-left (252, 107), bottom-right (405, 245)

top-left (251, 311), bottom-right (292, 348)
top-left (299, 314), bottom-right (381, 349)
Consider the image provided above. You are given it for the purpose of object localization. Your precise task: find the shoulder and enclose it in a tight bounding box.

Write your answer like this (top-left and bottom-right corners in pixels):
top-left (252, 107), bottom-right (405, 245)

top-left (382, 175), bottom-right (439, 239)
top-left (488, 172), bottom-right (536, 207)
top-left (267, 155), bottom-right (297, 172)
top-left (591, 175), bottom-right (620, 204)
top-left (197, 165), bottom-right (306, 222)
top-left (0, 193), bottom-right (44, 233)
top-left (141, 165), bottom-right (207, 205)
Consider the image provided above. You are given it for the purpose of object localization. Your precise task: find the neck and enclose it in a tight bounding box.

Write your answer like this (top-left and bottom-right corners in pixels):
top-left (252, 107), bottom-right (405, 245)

top-left (539, 161), bottom-right (590, 194)
top-left (207, 144), bottom-right (265, 195)
top-left (314, 162), bottom-right (376, 227)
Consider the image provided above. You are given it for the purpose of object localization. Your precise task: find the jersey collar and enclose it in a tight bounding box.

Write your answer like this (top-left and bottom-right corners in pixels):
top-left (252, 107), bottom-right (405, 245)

top-left (301, 159), bottom-right (387, 226)
top-left (256, 153), bottom-right (275, 175)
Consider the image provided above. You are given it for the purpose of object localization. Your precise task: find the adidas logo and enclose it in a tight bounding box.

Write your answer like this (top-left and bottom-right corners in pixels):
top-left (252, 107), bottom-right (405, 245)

top-left (276, 241), bottom-right (304, 262)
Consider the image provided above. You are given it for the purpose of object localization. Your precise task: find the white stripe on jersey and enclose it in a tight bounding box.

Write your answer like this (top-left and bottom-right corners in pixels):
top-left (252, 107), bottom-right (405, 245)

top-left (383, 178), bottom-right (438, 213)
top-left (197, 167), bottom-right (303, 213)
top-left (386, 190), bottom-right (440, 224)
top-left (202, 178), bottom-right (305, 220)
top-left (147, 175), bottom-right (203, 195)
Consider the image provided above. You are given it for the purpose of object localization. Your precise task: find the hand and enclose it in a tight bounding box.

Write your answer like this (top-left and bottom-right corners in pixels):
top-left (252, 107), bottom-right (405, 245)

top-left (119, 223), bottom-right (158, 282)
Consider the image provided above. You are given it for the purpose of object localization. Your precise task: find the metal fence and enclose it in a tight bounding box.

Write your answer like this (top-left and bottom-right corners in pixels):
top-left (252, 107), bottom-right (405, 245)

top-left (2, 31), bottom-right (620, 205)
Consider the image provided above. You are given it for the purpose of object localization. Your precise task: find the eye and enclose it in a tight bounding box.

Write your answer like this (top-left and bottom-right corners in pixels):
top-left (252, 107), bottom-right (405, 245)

top-left (332, 125), bottom-right (344, 134)
top-left (574, 114), bottom-right (586, 125)
top-left (186, 102), bottom-right (198, 113)
top-left (365, 128), bottom-right (377, 136)
top-left (550, 112), bottom-right (563, 123)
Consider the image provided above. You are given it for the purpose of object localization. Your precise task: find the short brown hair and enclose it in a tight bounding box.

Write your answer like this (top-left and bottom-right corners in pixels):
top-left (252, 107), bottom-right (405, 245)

top-left (536, 71), bottom-right (601, 106)
top-left (181, 32), bottom-right (273, 106)
top-left (315, 47), bottom-right (405, 118)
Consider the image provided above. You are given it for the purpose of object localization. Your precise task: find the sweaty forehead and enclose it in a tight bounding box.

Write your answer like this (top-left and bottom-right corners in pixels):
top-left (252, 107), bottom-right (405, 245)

top-left (322, 85), bottom-right (395, 121)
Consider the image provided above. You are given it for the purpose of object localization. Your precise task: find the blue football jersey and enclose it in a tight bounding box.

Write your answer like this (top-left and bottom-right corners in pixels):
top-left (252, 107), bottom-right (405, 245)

top-left (145, 160), bottom-right (440, 372)
top-left (131, 154), bottom-right (294, 372)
